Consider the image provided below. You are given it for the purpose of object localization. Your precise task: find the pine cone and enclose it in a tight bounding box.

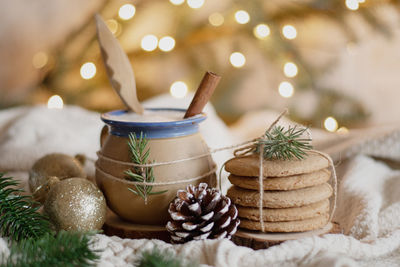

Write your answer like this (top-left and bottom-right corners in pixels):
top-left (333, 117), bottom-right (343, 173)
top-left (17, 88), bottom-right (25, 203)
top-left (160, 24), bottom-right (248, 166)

top-left (166, 183), bottom-right (240, 244)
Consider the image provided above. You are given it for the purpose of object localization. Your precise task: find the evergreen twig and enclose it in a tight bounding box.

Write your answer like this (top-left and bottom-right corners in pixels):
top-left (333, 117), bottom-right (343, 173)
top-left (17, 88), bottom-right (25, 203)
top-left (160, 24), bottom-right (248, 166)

top-left (0, 173), bottom-right (51, 242)
top-left (2, 231), bottom-right (99, 267)
top-left (134, 247), bottom-right (198, 267)
top-left (125, 133), bottom-right (167, 203)
top-left (257, 125), bottom-right (312, 160)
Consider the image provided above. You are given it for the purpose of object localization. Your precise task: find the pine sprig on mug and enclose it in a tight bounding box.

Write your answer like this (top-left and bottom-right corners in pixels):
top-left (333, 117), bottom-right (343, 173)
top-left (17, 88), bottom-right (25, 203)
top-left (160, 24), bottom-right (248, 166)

top-left (257, 125), bottom-right (312, 160)
top-left (126, 132), bottom-right (167, 203)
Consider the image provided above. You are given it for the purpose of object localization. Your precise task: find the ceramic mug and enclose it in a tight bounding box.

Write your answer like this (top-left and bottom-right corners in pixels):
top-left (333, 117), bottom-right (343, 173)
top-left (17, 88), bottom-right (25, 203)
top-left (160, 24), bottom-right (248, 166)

top-left (95, 108), bottom-right (216, 225)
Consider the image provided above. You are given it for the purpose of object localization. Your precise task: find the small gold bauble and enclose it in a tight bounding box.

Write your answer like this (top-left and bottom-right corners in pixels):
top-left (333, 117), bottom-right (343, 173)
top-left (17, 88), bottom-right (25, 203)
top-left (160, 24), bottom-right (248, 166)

top-left (32, 176), bottom-right (60, 203)
top-left (44, 177), bottom-right (107, 231)
top-left (29, 153), bottom-right (86, 203)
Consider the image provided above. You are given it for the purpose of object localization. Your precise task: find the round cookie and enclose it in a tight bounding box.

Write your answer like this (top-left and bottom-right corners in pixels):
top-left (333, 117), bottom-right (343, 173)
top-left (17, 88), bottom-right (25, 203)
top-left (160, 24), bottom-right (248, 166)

top-left (237, 199), bottom-right (329, 222)
top-left (227, 183), bottom-right (333, 208)
top-left (225, 153), bottom-right (329, 177)
top-left (229, 169), bottom-right (331, 191)
top-left (239, 213), bottom-right (329, 232)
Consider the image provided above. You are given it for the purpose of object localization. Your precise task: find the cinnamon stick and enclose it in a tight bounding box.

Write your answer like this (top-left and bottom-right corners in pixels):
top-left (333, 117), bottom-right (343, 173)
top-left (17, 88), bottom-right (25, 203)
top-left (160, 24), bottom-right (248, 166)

top-left (184, 71), bottom-right (221, 118)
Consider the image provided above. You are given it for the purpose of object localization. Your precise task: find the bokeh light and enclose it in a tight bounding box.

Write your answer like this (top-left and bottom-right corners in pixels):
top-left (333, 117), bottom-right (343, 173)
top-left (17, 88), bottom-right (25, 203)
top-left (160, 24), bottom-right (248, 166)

top-left (209, 13), bottom-right (224, 27)
top-left (324, 117), bottom-right (339, 132)
top-left (282, 25), bottom-right (297, 40)
top-left (170, 81), bottom-right (188, 98)
top-left (170, 0), bottom-right (185, 5)
top-left (283, 62), bottom-right (298, 78)
top-left (234, 10), bottom-right (250, 24)
top-left (32, 52), bottom-right (48, 69)
top-left (345, 0), bottom-right (359, 10)
top-left (253, 24), bottom-right (270, 39)
top-left (80, 62), bottom-right (96, 80)
top-left (229, 52), bottom-right (246, 68)
top-left (337, 126), bottom-right (349, 134)
top-left (106, 19), bottom-right (119, 35)
top-left (47, 95), bottom-right (64, 109)
top-left (118, 4), bottom-right (136, 20)
top-left (141, 35), bottom-right (158, 51)
top-left (159, 36), bottom-right (176, 52)
top-left (278, 81), bottom-right (294, 98)
top-left (187, 0), bottom-right (204, 9)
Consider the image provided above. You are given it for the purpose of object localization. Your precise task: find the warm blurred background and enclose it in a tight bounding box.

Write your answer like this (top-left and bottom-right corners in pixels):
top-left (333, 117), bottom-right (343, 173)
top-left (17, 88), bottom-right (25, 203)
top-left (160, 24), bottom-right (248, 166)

top-left (1, 0), bottom-right (400, 131)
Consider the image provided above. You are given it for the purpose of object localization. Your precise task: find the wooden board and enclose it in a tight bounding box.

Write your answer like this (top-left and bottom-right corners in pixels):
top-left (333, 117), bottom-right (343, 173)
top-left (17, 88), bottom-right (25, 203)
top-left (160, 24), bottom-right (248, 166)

top-left (103, 210), bottom-right (341, 248)
top-left (103, 210), bottom-right (170, 242)
top-left (233, 222), bottom-right (342, 250)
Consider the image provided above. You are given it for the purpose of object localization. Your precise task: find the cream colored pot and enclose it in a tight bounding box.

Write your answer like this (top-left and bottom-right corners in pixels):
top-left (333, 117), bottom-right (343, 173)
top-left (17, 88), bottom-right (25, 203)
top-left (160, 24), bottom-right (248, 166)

top-left (96, 108), bottom-right (216, 225)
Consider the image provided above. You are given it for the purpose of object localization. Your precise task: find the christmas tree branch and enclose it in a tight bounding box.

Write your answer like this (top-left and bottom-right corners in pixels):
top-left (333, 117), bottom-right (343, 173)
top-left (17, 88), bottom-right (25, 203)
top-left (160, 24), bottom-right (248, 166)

top-left (134, 247), bottom-right (198, 267)
top-left (3, 231), bottom-right (100, 267)
top-left (0, 173), bottom-right (51, 242)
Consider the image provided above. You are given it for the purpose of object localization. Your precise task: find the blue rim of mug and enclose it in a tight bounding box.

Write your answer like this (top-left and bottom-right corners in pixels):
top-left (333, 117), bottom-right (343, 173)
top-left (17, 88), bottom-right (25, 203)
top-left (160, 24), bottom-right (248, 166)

top-left (101, 108), bottom-right (206, 138)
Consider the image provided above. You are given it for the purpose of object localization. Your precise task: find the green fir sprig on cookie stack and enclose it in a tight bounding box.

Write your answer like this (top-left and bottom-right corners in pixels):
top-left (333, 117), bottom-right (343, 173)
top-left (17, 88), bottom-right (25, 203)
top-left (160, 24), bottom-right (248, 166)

top-left (226, 125), bottom-right (333, 233)
top-left (256, 126), bottom-right (312, 160)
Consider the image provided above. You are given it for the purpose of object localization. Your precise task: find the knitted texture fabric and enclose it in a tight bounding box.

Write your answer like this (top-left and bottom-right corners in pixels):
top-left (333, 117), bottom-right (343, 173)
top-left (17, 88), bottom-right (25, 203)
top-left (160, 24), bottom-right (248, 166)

top-left (83, 155), bottom-right (400, 267)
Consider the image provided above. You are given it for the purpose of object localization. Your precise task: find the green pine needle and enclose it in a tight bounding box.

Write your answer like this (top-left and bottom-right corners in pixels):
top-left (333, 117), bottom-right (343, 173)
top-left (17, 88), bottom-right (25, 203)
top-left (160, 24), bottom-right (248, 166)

top-left (0, 173), bottom-right (52, 242)
top-left (125, 133), bottom-right (167, 201)
top-left (2, 231), bottom-right (99, 267)
top-left (134, 248), bottom-right (197, 267)
top-left (257, 125), bottom-right (312, 160)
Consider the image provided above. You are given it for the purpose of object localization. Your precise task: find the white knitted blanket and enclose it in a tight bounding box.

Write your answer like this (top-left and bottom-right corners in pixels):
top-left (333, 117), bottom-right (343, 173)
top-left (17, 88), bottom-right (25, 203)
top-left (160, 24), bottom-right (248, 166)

top-left (0, 99), bottom-right (400, 267)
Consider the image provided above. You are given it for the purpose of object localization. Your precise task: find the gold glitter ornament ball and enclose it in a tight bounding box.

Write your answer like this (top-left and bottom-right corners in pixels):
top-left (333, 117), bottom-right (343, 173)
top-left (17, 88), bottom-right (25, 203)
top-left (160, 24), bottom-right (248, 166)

top-left (44, 178), bottom-right (107, 231)
top-left (29, 153), bottom-right (86, 203)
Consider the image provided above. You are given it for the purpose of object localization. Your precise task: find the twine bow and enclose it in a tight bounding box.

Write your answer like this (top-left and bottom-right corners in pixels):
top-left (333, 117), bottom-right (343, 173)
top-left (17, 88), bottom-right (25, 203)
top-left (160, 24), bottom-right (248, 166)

top-left (233, 109), bottom-right (289, 158)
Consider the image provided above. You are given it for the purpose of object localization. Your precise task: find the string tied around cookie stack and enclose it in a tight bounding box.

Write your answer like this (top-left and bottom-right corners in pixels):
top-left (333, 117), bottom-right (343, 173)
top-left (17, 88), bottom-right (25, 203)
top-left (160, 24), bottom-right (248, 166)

top-left (232, 109), bottom-right (337, 232)
top-left (233, 109), bottom-right (287, 232)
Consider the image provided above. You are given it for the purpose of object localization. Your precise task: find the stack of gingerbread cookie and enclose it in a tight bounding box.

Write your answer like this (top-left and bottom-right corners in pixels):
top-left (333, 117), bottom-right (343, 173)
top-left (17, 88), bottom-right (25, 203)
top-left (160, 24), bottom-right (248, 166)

top-left (226, 153), bottom-right (332, 232)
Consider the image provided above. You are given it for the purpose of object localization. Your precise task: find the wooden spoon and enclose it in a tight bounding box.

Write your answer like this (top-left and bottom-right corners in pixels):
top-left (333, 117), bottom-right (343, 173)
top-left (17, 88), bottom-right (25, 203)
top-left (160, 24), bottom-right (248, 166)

top-left (95, 14), bottom-right (144, 114)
